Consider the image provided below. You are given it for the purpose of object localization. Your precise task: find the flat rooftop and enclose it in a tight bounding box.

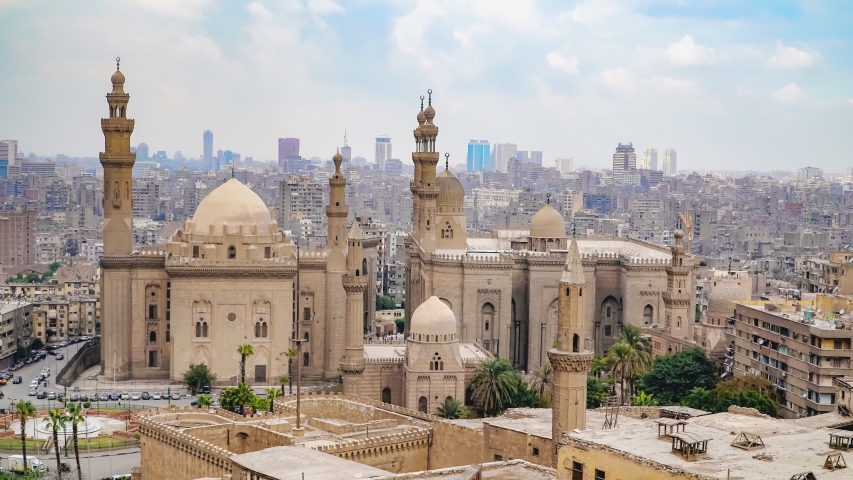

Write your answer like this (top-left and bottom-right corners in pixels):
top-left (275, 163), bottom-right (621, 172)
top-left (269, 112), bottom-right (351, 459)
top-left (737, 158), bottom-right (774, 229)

top-left (736, 300), bottom-right (853, 332)
top-left (364, 343), bottom-right (491, 363)
top-left (375, 460), bottom-right (555, 480)
top-left (462, 236), bottom-right (671, 260)
top-left (565, 411), bottom-right (853, 480)
top-left (483, 408), bottom-right (649, 440)
top-left (0, 301), bottom-right (30, 315)
top-left (230, 445), bottom-right (392, 479)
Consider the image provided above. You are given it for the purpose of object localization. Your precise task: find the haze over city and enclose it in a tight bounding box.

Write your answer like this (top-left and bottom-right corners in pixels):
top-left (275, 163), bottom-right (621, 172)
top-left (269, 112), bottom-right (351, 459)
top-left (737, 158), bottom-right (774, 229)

top-left (1, 0), bottom-right (852, 170)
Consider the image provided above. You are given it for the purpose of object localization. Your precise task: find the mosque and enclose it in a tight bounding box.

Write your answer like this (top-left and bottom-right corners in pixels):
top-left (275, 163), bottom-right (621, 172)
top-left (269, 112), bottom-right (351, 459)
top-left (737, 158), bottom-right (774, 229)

top-left (98, 62), bottom-right (696, 412)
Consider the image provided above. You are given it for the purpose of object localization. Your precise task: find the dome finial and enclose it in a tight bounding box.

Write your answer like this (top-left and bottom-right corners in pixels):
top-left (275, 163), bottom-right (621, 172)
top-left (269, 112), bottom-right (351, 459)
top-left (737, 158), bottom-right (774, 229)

top-left (428, 89), bottom-right (433, 106)
top-left (444, 152), bottom-right (449, 171)
top-left (116, 56), bottom-right (121, 70)
top-left (546, 192), bottom-right (551, 205)
top-left (420, 95), bottom-right (424, 111)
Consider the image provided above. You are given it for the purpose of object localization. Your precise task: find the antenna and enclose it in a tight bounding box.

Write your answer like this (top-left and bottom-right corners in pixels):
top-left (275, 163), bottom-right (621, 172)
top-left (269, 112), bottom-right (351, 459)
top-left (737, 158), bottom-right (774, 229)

top-left (546, 192), bottom-right (551, 205)
top-left (343, 130), bottom-right (348, 147)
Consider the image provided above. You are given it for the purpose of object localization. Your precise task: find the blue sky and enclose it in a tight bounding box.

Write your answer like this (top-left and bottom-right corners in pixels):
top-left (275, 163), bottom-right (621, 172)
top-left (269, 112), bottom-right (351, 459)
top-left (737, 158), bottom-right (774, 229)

top-left (0, 0), bottom-right (851, 171)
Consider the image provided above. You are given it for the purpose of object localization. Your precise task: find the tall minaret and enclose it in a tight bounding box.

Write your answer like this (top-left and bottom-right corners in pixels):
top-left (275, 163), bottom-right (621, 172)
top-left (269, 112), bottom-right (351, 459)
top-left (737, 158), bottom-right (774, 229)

top-left (663, 228), bottom-right (691, 341)
top-left (99, 58), bottom-right (136, 381)
top-left (100, 57), bottom-right (135, 255)
top-left (548, 239), bottom-right (592, 466)
top-left (326, 149), bottom-right (349, 256)
top-left (340, 223), bottom-right (368, 392)
top-left (412, 90), bottom-right (440, 252)
top-left (411, 96), bottom-right (425, 245)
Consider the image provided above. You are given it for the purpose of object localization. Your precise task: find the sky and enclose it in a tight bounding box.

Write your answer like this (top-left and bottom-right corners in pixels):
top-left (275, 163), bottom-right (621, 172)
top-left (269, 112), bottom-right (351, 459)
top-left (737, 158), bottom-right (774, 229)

top-left (1, 0), bottom-right (852, 171)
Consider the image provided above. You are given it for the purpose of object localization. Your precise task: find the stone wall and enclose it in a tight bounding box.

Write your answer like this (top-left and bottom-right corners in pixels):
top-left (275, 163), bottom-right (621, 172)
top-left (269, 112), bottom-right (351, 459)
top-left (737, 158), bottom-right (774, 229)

top-left (483, 423), bottom-right (550, 468)
top-left (56, 338), bottom-right (100, 385)
top-left (429, 421), bottom-right (485, 469)
top-left (308, 417), bottom-right (398, 435)
top-left (184, 424), bottom-right (292, 454)
top-left (138, 416), bottom-right (232, 480)
top-left (315, 430), bottom-right (430, 473)
top-left (727, 405), bottom-right (768, 418)
top-left (591, 406), bottom-right (662, 420)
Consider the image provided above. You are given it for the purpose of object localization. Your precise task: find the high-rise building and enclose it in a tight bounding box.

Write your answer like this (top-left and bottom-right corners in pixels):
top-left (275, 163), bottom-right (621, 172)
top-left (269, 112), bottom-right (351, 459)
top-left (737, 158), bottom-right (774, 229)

top-left (555, 157), bottom-right (573, 176)
top-left (662, 148), bottom-right (677, 176)
top-left (278, 137), bottom-right (300, 169)
top-left (137, 143), bottom-right (149, 160)
top-left (517, 150), bottom-right (529, 163)
top-left (466, 139), bottom-right (491, 172)
top-left (529, 151), bottom-right (543, 165)
top-left (0, 140), bottom-right (17, 177)
top-left (612, 143), bottom-right (636, 184)
top-left (341, 131), bottom-right (352, 164)
top-left (0, 209), bottom-right (36, 267)
top-left (493, 143), bottom-right (517, 173)
top-left (279, 176), bottom-right (325, 240)
top-left (796, 166), bottom-right (823, 181)
top-left (641, 147), bottom-right (657, 170)
top-left (375, 136), bottom-right (392, 168)
top-left (203, 130), bottom-right (213, 166)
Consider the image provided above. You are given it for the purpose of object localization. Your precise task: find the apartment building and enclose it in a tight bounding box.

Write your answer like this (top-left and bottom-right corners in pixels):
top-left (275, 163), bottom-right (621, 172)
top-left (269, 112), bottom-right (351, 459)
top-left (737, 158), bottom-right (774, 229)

top-left (29, 295), bottom-right (97, 341)
top-left (799, 251), bottom-right (853, 295)
top-left (0, 300), bottom-right (33, 368)
top-left (726, 298), bottom-right (853, 418)
top-left (0, 209), bottom-right (36, 267)
top-left (278, 176), bottom-right (325, 240)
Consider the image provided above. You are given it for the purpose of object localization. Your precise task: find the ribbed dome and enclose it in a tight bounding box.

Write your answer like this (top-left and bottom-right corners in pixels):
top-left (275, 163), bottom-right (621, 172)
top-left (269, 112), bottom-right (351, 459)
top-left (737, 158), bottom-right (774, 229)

top-left (417, 109), bottom-right (426, 124)
top-left (410, 296), bottom-right (457, 339)
top-left (111, 69), bottom-right (125, 86)
top-left (530, 204), bottom-right (566, 238)
top-left (424, 104), bottom-right (435, 121)
top-left (191, 178), bottom-right (272, 234)
top-left (437, 170), bottom-right (464, 206)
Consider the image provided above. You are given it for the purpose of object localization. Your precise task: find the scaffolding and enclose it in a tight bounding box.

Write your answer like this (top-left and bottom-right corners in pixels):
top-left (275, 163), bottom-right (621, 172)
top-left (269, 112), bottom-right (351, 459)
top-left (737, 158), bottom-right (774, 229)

top-left (655, 418), bottom-right (687, 439)
top-left (829, 432), bottom-right (853, 451)
top-left (824, 452), bottom-right (847, 471)
top-left (670, 432), bottom-right (711, 461)
top-left (731, 432), bottom-right (766, 451)
top-left (602, 396), bottom-right (620, 429)
top-left (789, 473), bottom-right (817, 480)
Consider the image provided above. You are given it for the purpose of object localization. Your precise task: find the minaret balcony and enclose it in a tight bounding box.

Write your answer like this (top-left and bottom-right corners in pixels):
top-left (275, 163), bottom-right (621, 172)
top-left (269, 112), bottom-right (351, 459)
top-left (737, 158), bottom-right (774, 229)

top-left (100, 118), bottom-right (135, 133)
top-left (339, 356), bottom-right (365, 373)
top-left (325, 205), bottom-right (349, 218)
top-left (547, 349), bottom-right (594, 372)
top-left (342, 274), bottom-right (368, 291)
top-left (418, 185), bottom-right (441, 198)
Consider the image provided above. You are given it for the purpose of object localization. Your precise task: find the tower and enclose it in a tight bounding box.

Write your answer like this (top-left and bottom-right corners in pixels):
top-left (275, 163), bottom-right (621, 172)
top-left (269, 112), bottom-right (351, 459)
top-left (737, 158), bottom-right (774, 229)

top-left (203, 130), bottom-right (213, 168)
top-left (340, 223), bottom-right (368, 391)
top-left (411, 90), bottom-right (440, 252)
top-left (324, 149), bottom-right (349, 377)
top-left (99, 58), bottom-right (136, 381)
top-left (326, 150), bottom-right (349, 255)
top-left (548, 239), bottom-right (592, 465)
top-left (663, 228), bottom-right (691, 344)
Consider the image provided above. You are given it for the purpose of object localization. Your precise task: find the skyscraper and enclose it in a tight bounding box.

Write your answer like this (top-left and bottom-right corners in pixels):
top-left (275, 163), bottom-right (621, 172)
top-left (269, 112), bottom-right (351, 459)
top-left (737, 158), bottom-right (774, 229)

top-left (493, 143), bottom-right (517, 173)
top-left (555, 157), bottom-right (573, 176)
top-left (466, 139), bottom-right (491, 172)
top-left (530, 151), bottom-right (543, 165)
top-left (662, 148), bottom-right (677, 176)
top-left (517, 150), bottom-right (529, 164)
top-left (278, 137), bottom-right (300, 167)
top-left (641, 147), bottom-right (657, 171)
top-left (0, 140), bottom-right (18, 168)
top-left (341, 131), bottom-right (352, 164)
top-left (136, 143), bottom-right (149, 160)
top-left (375, 136), bottom-right (392, 168)
top-left (203, 130), bottom-right (213, 167)
top-left (612, 143), bottom-right (637, 184)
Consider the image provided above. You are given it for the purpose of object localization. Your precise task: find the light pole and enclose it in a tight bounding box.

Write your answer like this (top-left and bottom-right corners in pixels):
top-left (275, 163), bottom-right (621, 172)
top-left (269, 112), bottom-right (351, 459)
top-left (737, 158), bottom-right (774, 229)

top-left (293, 238), bottom-right (306, 433)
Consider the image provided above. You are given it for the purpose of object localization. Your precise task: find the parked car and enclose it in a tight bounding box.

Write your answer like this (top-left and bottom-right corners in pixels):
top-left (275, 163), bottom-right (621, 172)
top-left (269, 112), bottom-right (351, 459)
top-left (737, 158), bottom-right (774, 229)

top-left (141, 392), bottom-right (150, 400)
top-left (37, 391), bottom-right (47, 399)
top-left (47, 392), bottom-right (56, 400)
top-left (28, 388), bottom-right (37, 396)
top-left (47, 351), bottom-right (57, 356)
top-left (56, 354), bottom-right (64, 360)
top-left (69, 394), bottom-right (80, 402)
top-left (99, 393), bottom-right (109, 401)
top-left (80, 394), bottom-right (89, 402)
top-left (120, 392), bottom-right (129, 400)
top-left (161, 392), bottom-right (169, 400)
top-left (109, 393), bottom-right (119, 401)
top-left (211, 401), bottom-right (221, 408)
top-left (12, 376), bottom-right (22, 384)
top-left (171, 392), bottom-right (181, 400)
top-left (200, 385), bottom-right (211, 394)
top-left (130, 392), bottom-right (140, 401)
top-left (152, 392), bottom-right (161, 400)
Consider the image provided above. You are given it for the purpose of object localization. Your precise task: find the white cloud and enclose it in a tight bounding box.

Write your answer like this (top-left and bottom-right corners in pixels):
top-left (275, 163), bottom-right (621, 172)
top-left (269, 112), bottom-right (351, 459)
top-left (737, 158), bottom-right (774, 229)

top-left (649, 76), bottom-right (700, 94)
top-left (773, 83), bottom-right (804, 104)
top-left (546, 51), bottom-right (579, 75)
top-left (453, 24), bottom-right (487, 48)
top-left (848, 98), bottom-right (853, 106)
top-left (665, 35), bottom-right (716, 65)
top-left (307, 0), bottom-right (343, 15)
top-left (570, 0), bottom-right (623, 24)
top-left (600, 67), bottom-right (633, 93)
top-left (130, 0), bottom-right (211, 20)
top-left (767, 40), bottom-right (819, 68)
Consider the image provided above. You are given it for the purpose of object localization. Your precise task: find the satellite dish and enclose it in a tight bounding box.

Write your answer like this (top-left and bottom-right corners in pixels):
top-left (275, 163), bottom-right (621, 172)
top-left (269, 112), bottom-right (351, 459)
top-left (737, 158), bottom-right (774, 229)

top-left (758, 339), bottom-right (764, 345)
top-left (841, 309), bottom-right (845, 315)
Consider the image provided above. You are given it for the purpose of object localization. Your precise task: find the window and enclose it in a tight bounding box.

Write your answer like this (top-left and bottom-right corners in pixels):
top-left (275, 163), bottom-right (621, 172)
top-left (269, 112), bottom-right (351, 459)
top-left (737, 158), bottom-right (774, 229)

top-left (418, 396), bottom-right (427, 413)
top-left (255, 322), bottom-right (268, 338)
top-left (595, 469), bottom-right (606, 480)
top-left (149, 331), bottom-right (156, 344)
top-left (532, 447), bottom-right (539, 457)
top-left (303, 308), bottom-right (311, 321)
top-left (264, 246), bottom-right (271, 258)
top-left (303, 352), bottom-right (310, 367)
top-left (573, 334), bottom-right (579, 353)
top-left (606, 306), bottom-right (611, 317)
top-left (572, 461), bottom-right (583, 480)
top-left (148, 350), bottom-right (157, 368)
top-left (148, 305), bottom-right (157, 320)
top-left (493, 454), bottom-right (503, 461)
top-left (604, 325), bottom-right (612, 337)
top-left (254, 364), bottom-right (267, 383)
top-left (166, 324), bottom-right (170, 342)
top-left (382, 387), bottom-right (391, 404)
top-left (227, 245), bottom-right (236, 259)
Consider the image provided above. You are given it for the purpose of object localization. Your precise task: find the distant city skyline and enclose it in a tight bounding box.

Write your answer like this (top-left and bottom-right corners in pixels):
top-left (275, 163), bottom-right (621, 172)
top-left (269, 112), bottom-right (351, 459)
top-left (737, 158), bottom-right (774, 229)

top-left (1, 2), bottom-right (852, 170)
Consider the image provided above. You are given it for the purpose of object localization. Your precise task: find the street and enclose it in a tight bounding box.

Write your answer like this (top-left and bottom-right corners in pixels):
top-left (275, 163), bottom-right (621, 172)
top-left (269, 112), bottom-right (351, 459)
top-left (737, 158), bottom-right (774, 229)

top-left (26, 449), bottom-right (139, 479)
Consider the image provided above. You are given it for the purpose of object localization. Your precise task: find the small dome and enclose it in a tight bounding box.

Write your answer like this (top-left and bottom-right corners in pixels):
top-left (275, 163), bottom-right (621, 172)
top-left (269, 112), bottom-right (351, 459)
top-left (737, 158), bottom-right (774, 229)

top-left (424, 104), bottom-right (435, 121)
top-left (530, 204), bottom-right (566, 238)
top-left (333, 150), bottom-right (343, 163)
top-left (417, 109), bottom-right (426, 124)
top-left (190, 178), bottom-right (272, 234)
top-left (437, 170), bottom-right (464, 206)
top-left (111, 69), bottom-right (125, 86)
top-left (410, 296), bottom-right (457, 339)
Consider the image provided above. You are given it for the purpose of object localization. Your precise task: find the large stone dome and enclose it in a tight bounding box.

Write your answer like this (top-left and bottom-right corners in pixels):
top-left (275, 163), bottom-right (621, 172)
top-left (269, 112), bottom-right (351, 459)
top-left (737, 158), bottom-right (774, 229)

top-left (530, 204), bottom-right (566, 238)
top-left (191, 178), bottom-right (272, 234)
top-left (436, 170), bottom-right (464, 206)
top-left (409, 296), bottom-right (457, 341)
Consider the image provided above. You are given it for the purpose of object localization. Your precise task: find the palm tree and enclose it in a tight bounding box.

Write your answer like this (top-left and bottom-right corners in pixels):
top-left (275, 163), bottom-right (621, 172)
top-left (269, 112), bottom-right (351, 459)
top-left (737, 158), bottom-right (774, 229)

top-left (197, 394), bottom-right (212, 409)
top-left (470, 357), bottom-right (518, 416)
top-left (284, 348), bottom-right (298, 393)
top-left (436, 397), bottom-right (468, 419)
top-left (237, 344), bottom-right (255, 384)
top-left (265, 388), bottom-right (282, 413)
top-left (605, 342), bottom-right (635, 405)
top-left (590, 355), bottom-right (607, 379)
top-left (619, 324), bottom-right (652, 395)
top-left (44, 409), bottom-right (68, 479)
top-left (14, 400), bottom-right (37, 472)
top-left (278, 375), bottom-right (289, 396)
top-left (66, 403), bottom-right (86, 480)
top-left (631, 391), bottom-right (658, 406)
top-left (529, 362), bottom-right (554, 407)
top-left (234, 383), bottom-right (256, 416)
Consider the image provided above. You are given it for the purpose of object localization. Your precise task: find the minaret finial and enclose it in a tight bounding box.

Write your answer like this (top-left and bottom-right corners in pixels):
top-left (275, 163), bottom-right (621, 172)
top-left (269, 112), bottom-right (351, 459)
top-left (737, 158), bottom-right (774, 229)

top-left (420, 95), bottom-right (424, 111)
top-left (572, 222), bottom-right (577, 238)
top-left (116, 56), bottom-right (121, 70)
top-left (546, 192), bottom-right (551, 205)
top-left (444, 152), bottom-right (449, 171)
top-left (427, 89), bottom-right (432, 106)
top-left (231, 163), bottom-right (235, 179)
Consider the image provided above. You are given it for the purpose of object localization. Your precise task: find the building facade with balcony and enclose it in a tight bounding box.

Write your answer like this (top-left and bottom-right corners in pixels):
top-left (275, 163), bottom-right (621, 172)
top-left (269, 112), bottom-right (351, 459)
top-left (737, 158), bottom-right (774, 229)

top-left (0, 300), bottom-right (33, 367)
top-left (726, 298), bottom-right (853, 418)
top-left (799, 251), bottom-right (853, 295)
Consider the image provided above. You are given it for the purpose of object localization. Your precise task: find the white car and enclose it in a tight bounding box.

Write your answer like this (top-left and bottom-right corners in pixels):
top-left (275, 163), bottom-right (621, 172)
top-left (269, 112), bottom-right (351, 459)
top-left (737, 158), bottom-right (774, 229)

top-left (28, 388), bottom-right (37, 396)
top-left (120, 392), bottom-right (129, 400)
top-left (152, 392), bottom-right (161, 400)
top-left (130, 392), bottom-right (141, 401)
top-left (211, 401), bottom-right (221, 408)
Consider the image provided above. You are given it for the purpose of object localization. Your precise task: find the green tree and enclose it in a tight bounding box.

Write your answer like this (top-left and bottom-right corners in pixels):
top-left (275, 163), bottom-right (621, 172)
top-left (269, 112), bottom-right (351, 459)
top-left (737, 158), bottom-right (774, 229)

top-left (375, 295), bottom-right (396, 310)
top-left (529, 362), bottom-right (554, 407)
top-left (15, 346), bottom-right (28, 360)
top-left (237, 345), bottom-right (255, 384)
top-left (680, 376), bottom-right (777, 417)
top-left (278, 375), bottom-right (289, 396)
top-left (13, 400), bottom-right (37, 472)
top-left (436, 397), bottom-right (468, 419)
top-left (182, 364), bottom-right (217, 395)
top-left (619, 325), bottom-right (652, 395)
top-left (220, 383), bottom-right (256, 416)
top-left (265, 388), bottom-right (282, 412)
top-left (631, 391), bottom-right (658, 406)
top-left (284, 348), bottom-right (298, 394)
top-left (44, 409), bottom-right (68, 479)
top-left (24, 273), bottom-right (40, 283)
top-left (586, 377), bottom-right (610, 408)
top-left (605, 342), bottom-right (634, 404)
top-left (67, 402), bottom-right (85, 480)
top-left (506, 376), bottom-right (540, 409)
top-left (590, 355), bottom-right (606, 379)
top-left (639, 347), bottom-right (717, 405)
top-left (250, 395), bottom-right (269, 414)
top-left (196, 394), bottom-right (212, 409)
top-left (680, 387), bottom-right (716, 411)
top-left (395, 318), bottom-right (405, 333)
top-left (470, 357), bottom-right (519, 416)
top-left (49, 261), bottom-right (61, 271)
top-left (30, 338), bottom-right (44, 350)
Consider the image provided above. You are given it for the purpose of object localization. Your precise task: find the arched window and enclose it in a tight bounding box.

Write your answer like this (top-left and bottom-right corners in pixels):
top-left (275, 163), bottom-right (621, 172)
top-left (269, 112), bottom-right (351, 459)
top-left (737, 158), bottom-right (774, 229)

top-left (572, 334), bottom-right (579, 353)
top-left (228, 245), bottom-right (236, 259)
top-left (355, 269), bottom-right (360, 277)
top-left (362, 259), bottom-right (367, 275)
top-left (262, 322), bottom-right (268, 337)
top-left (643, 305), bottom-right (654, 325)
top-left (195, 322), bottom-right (202, 338)
top-left (125, 181), bottom-right (130, 199)
top-left (202, 322), bottom-right (209, 337)
top-left (418, 396), bottom-right (428, 413)
top-left (440, 230), bottom-right (445, 239)
top-left (606, 306), bottom-right (611, 317)
top-left (254, 322), bottom-right (261, 337)
top-left (149, 331), bottom-right (156, 344)
top-left (114, 182), bottom-right (120, 201)
top-left (382, 388), bottom-right (391, 404)
top-left (481, 303), bottom-right (495, 335)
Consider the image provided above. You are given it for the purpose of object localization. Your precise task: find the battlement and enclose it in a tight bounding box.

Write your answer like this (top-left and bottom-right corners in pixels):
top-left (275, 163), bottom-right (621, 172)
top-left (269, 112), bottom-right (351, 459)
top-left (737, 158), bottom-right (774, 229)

top-left (365, 357), bottom-right (405, 364)
top-left (313, 428), bottom-right (430, 455)
top-left (137, 416), bottom-right (234, 463)
top-left (275, 391), bottom-right (442, 423)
